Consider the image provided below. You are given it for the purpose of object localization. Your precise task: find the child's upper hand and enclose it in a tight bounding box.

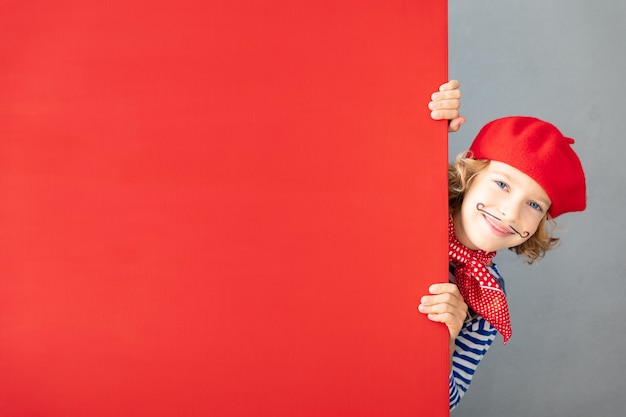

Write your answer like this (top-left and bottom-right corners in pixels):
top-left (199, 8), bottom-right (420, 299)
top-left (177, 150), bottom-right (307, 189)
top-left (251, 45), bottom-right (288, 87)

top-left (418, 283), bottom-right (468, 342)
top-left (429, 80), bottom-right (465, 133)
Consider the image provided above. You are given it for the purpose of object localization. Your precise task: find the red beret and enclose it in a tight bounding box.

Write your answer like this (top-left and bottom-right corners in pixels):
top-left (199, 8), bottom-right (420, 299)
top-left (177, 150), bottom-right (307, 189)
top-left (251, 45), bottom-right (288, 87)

top-left (469, 116), bottom-right (586, 218)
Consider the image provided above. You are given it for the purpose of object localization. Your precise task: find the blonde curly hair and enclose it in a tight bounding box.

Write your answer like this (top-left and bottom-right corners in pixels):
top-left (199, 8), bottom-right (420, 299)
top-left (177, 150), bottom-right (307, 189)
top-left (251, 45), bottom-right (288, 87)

top-left (448, 152), bottom-right (559, 264)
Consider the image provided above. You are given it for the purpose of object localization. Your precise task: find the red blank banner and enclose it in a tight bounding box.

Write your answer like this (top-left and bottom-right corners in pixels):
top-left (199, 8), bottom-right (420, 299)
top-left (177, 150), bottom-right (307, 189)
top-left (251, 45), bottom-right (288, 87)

top-left (0, 1), bottom-right (449, 416)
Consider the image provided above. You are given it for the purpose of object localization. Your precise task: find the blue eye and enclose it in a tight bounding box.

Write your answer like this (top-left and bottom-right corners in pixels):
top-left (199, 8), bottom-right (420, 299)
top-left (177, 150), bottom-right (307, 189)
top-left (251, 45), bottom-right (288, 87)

top-left (529, 201), bottom-right (543, 212)
top-left (495, 180), bottom-right (508, 190)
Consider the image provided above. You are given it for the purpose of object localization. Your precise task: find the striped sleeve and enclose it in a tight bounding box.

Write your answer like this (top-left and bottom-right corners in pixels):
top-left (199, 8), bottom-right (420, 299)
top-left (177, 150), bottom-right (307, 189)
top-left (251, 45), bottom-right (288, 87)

top-left (448, 263), bottom-right (503, 411)
top-left (449, 315), bottom-right (497, 411)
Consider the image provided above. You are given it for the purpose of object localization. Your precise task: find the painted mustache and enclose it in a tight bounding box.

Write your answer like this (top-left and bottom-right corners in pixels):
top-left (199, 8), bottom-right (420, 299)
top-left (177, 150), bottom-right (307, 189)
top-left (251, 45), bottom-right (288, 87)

top-left (476, 203), bottom-right (530, 238)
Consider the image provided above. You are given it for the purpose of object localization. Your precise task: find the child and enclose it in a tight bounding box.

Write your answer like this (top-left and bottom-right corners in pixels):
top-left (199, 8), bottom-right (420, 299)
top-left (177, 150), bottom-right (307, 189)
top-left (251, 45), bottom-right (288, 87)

top-left (423, 82), bottom-right (586, 411)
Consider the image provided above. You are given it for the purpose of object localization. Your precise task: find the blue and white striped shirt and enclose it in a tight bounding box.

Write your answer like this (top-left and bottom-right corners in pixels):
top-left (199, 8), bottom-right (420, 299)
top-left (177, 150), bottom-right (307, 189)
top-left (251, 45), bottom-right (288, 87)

top-left (448, 263), bottom-right (505, 411)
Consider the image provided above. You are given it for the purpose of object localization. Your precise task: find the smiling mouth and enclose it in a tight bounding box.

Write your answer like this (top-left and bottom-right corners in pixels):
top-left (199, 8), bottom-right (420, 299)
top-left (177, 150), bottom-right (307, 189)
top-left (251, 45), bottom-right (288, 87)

top-left (476, 203), bottom-right (530, 238)
top-left (483, 212), bottom-right (513, 235)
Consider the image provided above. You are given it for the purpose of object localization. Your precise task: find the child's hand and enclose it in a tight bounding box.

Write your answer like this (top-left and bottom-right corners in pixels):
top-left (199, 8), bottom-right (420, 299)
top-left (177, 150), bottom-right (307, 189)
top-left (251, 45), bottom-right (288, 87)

top-left (418, 283), bottom-right (468, 342)
top-left (429, 80), bottom-right (465, 132)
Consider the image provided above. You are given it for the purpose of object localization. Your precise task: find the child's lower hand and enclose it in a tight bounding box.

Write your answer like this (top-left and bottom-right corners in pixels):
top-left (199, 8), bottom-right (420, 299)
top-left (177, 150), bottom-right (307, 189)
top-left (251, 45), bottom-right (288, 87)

top-left (418, 283), bottom-right (468, 342)
top-left (428, 80), bottom-right (465, 132)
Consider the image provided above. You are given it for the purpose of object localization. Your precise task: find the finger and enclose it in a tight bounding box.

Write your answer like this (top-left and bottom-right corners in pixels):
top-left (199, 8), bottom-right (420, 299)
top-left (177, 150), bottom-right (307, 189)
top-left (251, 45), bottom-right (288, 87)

top-left (418, 301), bottom-right (468, 337)
top-left (423, 293), bottom-right (464, 310)
top-left (422, 302), bottom-right (468, 324)
top-left (428, 282), bottom-right (461, 295)
top-left (420, 301), bottom-right (462, 316)
top-left (431, 89), bottom-right (461, 101)
top-left (427, 311), bottom-right (455, 323)
top-left (428, 98), bottom-right (461, 111)
top-left (439, 79), bottom-right (460, 92)
top-left (448, 117), bottom-right (466, 133)
top-left (422, 287), bottom-right (466, 312)
top-left (431, 109), bottom-right (460, 121)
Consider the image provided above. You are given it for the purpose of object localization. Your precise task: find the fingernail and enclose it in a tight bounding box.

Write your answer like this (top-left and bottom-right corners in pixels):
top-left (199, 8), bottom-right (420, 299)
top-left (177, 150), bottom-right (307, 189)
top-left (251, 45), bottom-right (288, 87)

top-left (428, 102), bottom-right (436, 110)
top-left (431, 111), bottom-right (440, 119)
top-left (418, 304), bottom-right (427, 312)
top-left (431, 92), bottom-right (439, 100)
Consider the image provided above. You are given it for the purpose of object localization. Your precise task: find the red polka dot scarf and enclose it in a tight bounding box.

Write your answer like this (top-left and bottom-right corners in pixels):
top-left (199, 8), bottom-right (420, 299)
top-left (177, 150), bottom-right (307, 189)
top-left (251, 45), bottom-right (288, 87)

top-left (448, 216), bottom-right (512, 344)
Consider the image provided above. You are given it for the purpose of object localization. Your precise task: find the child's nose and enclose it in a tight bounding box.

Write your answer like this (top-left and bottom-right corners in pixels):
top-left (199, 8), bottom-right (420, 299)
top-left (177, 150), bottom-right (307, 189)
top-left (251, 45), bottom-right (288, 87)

top-left (498, 202), bottom-right (521, 220)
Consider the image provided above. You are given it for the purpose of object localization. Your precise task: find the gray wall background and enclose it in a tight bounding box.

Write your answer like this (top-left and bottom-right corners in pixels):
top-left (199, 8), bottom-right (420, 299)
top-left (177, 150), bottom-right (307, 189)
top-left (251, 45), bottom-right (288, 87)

top-left (447, 1), bottom-right (626, 416)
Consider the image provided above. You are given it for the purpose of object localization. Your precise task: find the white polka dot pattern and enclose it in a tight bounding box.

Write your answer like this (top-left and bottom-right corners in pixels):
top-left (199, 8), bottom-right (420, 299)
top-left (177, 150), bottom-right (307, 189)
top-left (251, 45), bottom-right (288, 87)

top-left (448, 216), bottom-right (512, 343)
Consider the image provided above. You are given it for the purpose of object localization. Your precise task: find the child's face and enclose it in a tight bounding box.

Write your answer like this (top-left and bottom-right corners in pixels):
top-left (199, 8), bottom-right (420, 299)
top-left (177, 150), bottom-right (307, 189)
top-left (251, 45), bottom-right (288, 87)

top-left (454, 161), bottom-right (551, 253)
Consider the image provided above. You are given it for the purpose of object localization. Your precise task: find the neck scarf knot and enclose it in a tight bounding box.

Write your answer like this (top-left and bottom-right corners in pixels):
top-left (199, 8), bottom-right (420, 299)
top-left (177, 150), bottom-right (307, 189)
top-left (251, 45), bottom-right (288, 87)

top-left (449, 216), bottom-right (512, 344)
